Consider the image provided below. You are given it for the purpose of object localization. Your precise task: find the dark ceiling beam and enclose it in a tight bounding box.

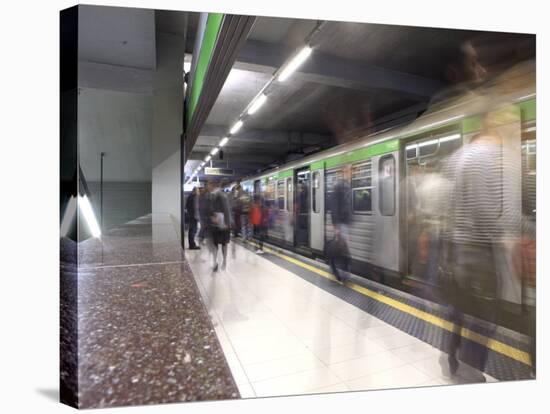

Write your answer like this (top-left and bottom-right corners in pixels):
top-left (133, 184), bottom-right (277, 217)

top-left (188, 151), bottom-right (277, 164)
top-left (197, 124), bottom-right (332, 145)
top-left (235, 39), bottom-right (443, 99)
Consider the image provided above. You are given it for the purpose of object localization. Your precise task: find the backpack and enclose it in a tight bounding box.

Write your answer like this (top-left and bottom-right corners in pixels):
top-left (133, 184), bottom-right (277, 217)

top-left (250, 203), bottom-right (262, 226)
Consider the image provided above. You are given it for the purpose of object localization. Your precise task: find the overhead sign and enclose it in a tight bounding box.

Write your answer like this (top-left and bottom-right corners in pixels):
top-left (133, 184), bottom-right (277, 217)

top-left (204, 167), bottom-right (234, 176)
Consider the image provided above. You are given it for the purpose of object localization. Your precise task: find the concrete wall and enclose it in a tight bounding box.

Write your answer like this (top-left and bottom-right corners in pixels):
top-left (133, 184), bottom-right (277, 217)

top-left (77, 7), bottom-right (186, 236)
top-left (151, 32), bottom-right (185, 239)
top-left (78, 88), bottom-right (153, 231)
top-left (87, 182), bottom-right (152, 231)
top-left (78, 88), bottom-right (153, 182)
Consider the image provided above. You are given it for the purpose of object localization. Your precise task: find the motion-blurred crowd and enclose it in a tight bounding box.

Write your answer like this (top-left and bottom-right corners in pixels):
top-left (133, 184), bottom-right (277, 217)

top-left (185, 38), bottom-right (536, 380)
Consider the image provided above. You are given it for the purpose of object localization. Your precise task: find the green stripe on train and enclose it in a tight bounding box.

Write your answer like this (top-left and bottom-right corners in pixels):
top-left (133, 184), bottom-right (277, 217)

top-left (311, 160), bottom-right (324, 170)
top-left (265, 169), bottom-right (293, 180)
top-left (255, 99), bottom-right (535, 179)
top-left (463, 99), bottom-right (536, 134)
top-left (276, 169), bottom-right (293, 179)
top-left (324, 139), bottom-right (399, 169)
top-left (462, 115), bottom-right (483, 134)
top-left (519, 99), bottom-right (536, 122)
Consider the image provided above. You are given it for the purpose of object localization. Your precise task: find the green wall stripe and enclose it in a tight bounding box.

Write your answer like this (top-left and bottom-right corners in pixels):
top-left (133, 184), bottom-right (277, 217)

top-left (519, 99), bottom-right (536, 122)
top-left (187, 13), bottom-right (224, 125)
top-left (324, 139), bottom-right (399, 169)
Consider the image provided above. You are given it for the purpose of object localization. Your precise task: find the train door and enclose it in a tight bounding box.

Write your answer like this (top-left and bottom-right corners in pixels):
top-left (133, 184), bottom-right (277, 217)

top-left (372, 153), bottom-right (400, 272)
top-left (324, 167), bottom-right (343, 247)
top-left (294, 168), bottom-right (310, 249)
top-left (253, 179), bottom-right (261, 196)
top-left (284, 176), bottom-right (294, 244)
top-left (310, 169), bottom-right (324, 251)
top-left (521, 119), bottom-right (536, 307)
top-left (404, 129), bottom-right (462, 284)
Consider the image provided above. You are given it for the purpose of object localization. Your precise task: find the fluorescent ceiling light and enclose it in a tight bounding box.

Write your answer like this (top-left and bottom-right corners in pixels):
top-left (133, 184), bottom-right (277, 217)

top-left (79, 194), bottom-right (101, 238)
top-left (210, 147), bottom-right (219, 156)
top-left (278, 46), bottom-right (312, 82)
top-left (230, 120), bottom-right (243, 134)
top-left (247, 94), bottom-right (267, 115)
top-left (205, 155), bottom-right (212, 162)
top-left (219, 137), bottom-right (229, 147)
top-left (200, 161), bottom-right (206, 167)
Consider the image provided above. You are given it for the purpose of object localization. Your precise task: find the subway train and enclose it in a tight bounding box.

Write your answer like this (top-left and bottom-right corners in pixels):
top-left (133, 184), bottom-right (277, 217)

top-left (239, 61), bottom-right (536, 317)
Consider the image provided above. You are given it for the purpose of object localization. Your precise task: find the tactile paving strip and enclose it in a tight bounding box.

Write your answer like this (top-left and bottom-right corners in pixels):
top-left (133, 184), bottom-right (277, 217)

top-left (250, 245), bottom-right (533, 382)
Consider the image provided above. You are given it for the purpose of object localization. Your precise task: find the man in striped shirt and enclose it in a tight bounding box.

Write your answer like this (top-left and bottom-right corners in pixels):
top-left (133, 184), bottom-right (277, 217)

top-left (440, 112), bottom-right (521, 377)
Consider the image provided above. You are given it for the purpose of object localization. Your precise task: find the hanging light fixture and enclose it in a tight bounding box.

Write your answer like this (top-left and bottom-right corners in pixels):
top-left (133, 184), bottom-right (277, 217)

top-left (247, 94), bottom-right (267, 115)
top-left (278, 46), bottom-right (312, 82)
top-left (230, 120), bottom-right (243, 134)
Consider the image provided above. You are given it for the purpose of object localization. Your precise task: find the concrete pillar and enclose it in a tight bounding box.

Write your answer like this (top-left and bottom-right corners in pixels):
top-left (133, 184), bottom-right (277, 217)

top-left (152, 32), bottom-right (185, 240)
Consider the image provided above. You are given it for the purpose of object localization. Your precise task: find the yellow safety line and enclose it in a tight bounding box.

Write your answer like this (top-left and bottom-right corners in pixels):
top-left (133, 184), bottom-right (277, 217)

top-left (244, 239), bottom-right (532, 367)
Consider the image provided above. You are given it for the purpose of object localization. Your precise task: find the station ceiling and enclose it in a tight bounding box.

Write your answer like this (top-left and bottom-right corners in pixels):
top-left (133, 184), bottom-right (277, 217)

top-left (185, 14), bottom-right (534, 181)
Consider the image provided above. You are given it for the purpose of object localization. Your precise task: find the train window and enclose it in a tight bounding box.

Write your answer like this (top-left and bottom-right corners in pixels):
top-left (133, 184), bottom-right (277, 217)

top-left (312, 171), bottom-right (320, 213)
top-left (379, 155), bottom-right (396, 216)
top-left (406, 145), bottom-right (417, 160)
top-left (286, 177), bottom-right (293, 212)
top-left (406, 132), bottom-right (462, 161)
top-left (439, 133), bottom-right (462, 154)
top-left (526, 140), bottom-right (536, 172)
top-left (352, 162), bottom-right (372, 188)
top-left (352, 161), bottom-right (372, 214)
top-left (266, 178), bottom-right (276, 202)
top-left (418, 139), bottom-right (439, 157)
top-left (325, 169), bottom-right (343, 212)
top-left (277, 180), bottom-right (285, 210)
top-left (521, 123), bottom-right (536, 218)
top-left (353, 189), bottom-right (372, 213)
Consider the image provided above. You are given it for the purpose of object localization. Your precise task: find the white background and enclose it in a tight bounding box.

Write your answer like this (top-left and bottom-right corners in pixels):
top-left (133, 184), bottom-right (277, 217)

top-left (0, 0), bottom-right (547, 413)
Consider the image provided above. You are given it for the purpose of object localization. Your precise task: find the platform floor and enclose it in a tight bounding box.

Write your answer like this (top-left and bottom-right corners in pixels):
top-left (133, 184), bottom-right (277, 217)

top-left (186, 241), bottom-right (496, 399)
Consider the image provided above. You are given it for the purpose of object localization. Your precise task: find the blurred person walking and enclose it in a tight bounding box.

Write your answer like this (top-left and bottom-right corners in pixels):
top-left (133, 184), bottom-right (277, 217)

top-left (207, 181), bottom-right (232, 271)
top-left (429, 40), bottom-right (505, 377)
top-left (185, 186), bottom-right (200, 250)
top-left (197, 186), bottom-right (211, 245)
top-left (240, 190), bottom-right (252, 240)
top-left (231, 181), bottom-right (243, 238)
top-left (414, 161), bottom-right (449, 297)
top-left (250, 195), bottom-right (266, 254)
top-left (327, 167), bottom-right (352, 283)
top-left (440, 116), bottom-right (519, 377)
